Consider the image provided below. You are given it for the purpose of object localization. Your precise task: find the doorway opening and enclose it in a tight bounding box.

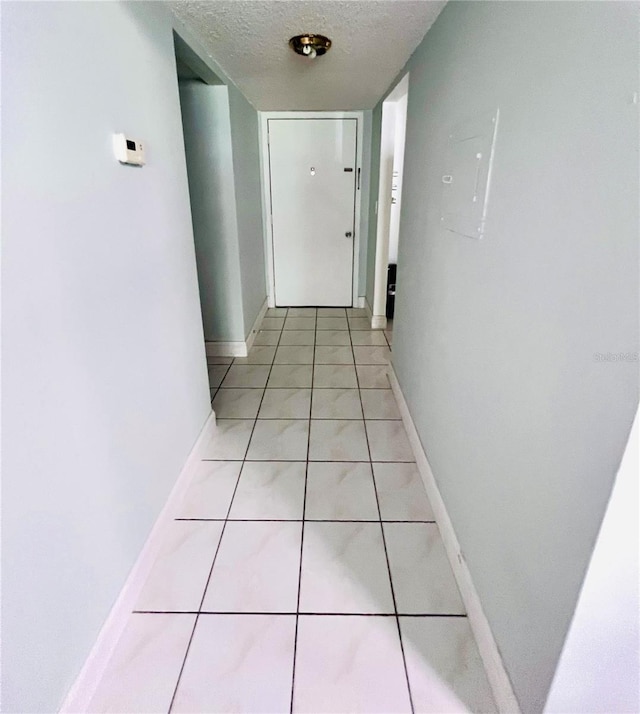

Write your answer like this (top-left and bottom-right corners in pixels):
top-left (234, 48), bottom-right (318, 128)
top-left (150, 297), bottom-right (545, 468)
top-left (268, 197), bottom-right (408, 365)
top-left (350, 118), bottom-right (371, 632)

top-left (172, 32), bottom-right (228, 361)
top-left (372, 74), bottom-right (409, 339)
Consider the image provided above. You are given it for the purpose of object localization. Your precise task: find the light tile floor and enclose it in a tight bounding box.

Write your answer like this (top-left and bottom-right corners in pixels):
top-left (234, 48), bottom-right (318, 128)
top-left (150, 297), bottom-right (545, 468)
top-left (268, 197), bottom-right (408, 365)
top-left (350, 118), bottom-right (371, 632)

top-left (89, 307), bottom-right (496, 714)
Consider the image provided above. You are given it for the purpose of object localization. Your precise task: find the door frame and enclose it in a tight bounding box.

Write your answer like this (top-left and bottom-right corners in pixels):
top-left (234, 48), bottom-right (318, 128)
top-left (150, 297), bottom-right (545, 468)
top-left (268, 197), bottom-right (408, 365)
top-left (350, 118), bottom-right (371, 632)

top-left (372, 73), bottom-right (409, 328)
top-left (259, 111), bottom-right (365, 308)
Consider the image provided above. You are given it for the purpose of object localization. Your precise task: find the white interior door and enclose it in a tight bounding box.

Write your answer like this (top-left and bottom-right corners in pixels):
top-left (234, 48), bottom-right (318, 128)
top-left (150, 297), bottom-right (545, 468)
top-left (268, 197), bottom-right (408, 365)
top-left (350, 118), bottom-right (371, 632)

top-left (268, 118), bottom-right (357, 306)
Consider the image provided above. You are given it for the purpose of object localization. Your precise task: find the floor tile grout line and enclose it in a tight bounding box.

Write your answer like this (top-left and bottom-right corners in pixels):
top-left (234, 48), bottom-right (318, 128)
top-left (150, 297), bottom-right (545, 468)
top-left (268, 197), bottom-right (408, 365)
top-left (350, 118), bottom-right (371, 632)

top-left (133, 610), bottom-right (467, 617)
top-left (202, 458), bottom-right (416, 464)
top-left (242, 317), bottom-right (287, 461)
top-left (350, 319), bottom-right (416, 714)
top-left (218, 385), bottom-right (392, 390)
top-left (346, 318), bottom-right (365, 422)
top-left (289, 322), bottom-right (315, 713)
top-left (216, 360), bottom-right (392, 367)
top-left (166, 450), bottom-right (247, 713)
top-left (372, 471), bottom-right (416, 713)
top-left (209, 360), bottom-right (235, 401)
top-left (383, 327), bottom-right (392, 350)
top-left (215, 416), bottom-right (402, 422)
top-left (350, 314), bottom-right (416, 711)
top-left (174, 518), bottom-right (437, 523)
top-left (213, 416), bottom-right (398, 421)
top-left (170, 311), bottom-right (290, 712)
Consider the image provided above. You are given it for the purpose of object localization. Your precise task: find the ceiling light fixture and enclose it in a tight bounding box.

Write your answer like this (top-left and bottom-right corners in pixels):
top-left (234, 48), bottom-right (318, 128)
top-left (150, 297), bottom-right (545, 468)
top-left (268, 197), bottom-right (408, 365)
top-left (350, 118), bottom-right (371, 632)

top-left (289, 34), bottom-right (332, 59)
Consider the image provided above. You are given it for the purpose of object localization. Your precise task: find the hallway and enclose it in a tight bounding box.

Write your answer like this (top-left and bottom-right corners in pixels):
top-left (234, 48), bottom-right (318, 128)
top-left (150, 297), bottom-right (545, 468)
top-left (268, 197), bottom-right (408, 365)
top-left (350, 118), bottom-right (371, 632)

top-left (87, 308), bottom-right (495, 713)
top-left (4, 2), bottom-right (638, 711)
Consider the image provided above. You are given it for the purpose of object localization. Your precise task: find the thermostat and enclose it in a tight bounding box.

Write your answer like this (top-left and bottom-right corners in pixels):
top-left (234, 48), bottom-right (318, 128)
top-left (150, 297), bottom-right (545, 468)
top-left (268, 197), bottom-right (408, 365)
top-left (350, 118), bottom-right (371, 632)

top-left (113, 133), bottom-right (145, 166)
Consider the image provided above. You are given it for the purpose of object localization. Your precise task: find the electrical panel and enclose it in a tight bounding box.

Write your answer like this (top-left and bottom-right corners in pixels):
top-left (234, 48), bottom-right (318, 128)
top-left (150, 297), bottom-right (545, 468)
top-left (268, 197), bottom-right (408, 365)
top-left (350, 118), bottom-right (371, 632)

top-left (440, 109), bottom-right (499, 239)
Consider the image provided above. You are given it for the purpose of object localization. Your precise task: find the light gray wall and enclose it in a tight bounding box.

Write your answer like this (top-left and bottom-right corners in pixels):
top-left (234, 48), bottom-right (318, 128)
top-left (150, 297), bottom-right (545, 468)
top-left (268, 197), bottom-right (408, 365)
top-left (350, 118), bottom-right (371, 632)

top-left (2, 2), bottom-right (211, 711)
top-left (376, 2), bottom-right (639, 711)
top-left (179, 82), bottom-right (246, 341)
top-left (228, 85), bottom-right (268, 336)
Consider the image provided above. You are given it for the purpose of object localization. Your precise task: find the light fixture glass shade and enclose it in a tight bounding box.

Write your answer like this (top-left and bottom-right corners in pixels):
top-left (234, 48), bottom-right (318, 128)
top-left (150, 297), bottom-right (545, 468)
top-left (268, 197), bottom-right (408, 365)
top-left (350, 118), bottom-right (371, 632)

top-left (289, 34), bottom-right (331, 58)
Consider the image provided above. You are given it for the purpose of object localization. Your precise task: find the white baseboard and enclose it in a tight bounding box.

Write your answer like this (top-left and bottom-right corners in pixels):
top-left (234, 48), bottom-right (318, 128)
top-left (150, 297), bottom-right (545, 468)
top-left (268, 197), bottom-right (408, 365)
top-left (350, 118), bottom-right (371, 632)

top-left (60, 410), bottom-right (217, 713)
top-left (205, 341), bottom-right (247, 357)
top-left (363, 298), bottom-right (387, 330)
top-left (356, 296), bottom-right (366, 309)
top-left (244, 298), bottom-right (269, 354)
top-left (205, 299), bottom-right (268, 358)
top-left (388, 365), bottom-right (521, 714)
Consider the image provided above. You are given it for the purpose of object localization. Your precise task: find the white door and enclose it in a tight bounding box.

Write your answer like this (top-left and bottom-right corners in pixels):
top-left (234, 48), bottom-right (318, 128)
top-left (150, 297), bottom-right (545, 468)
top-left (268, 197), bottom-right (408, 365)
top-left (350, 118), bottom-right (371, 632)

top-left (268, 118), bottom-right (357, 306)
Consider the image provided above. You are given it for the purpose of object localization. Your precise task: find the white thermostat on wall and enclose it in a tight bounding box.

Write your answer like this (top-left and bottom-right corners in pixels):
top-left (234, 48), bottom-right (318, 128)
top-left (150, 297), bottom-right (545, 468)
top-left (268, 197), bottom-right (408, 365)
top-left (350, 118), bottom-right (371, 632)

top-left (113, 133), bottom-right (145, 166)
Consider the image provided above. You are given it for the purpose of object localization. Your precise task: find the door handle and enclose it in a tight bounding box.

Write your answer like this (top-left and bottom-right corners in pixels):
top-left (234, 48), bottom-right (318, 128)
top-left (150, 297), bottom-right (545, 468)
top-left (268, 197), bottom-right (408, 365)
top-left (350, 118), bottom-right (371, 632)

top-left (345, 231), bottom-right (353, 238)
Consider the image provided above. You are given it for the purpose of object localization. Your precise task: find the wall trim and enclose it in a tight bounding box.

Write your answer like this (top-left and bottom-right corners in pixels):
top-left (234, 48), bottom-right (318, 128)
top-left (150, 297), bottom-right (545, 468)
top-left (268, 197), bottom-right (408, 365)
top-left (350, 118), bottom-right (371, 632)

top-left (364, 297), bottom-right (387, 329)
top-left (205, 341), bottom-right (247, 357)
top-left (388, 364), bottom-right (521, 714)
top-left (244, 298), bottom-right (268, 354)
top-left (60, 410), bottom-right (217, 713)
top-left (356, 296), bottom-right (366, 309)
top-left (205, 298), bottom-right (268, 358)
top-left (372, 73), bottom-right (410, 325)
top-left (364, 298), bottom-right (373, 318)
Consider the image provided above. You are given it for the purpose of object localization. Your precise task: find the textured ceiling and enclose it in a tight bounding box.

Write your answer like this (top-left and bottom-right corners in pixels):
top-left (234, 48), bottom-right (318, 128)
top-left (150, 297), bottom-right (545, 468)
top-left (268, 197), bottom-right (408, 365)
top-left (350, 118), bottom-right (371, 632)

top-left (171, 1), bottom-right (446, 110)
